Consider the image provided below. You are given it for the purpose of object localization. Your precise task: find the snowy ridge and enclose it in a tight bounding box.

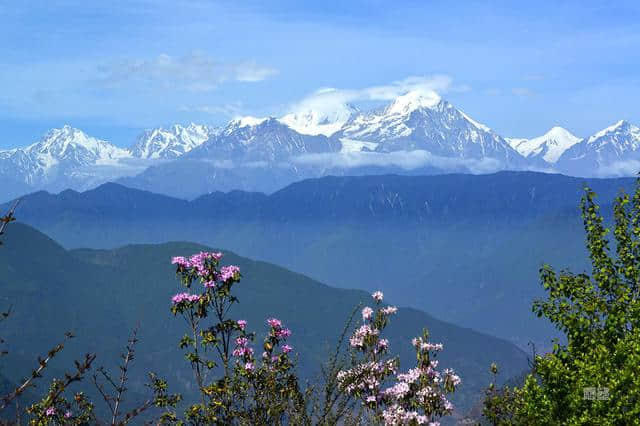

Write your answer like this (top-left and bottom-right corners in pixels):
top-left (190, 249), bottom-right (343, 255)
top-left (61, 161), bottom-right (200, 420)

top-left (556, 120), bottom-right (640, 176)
top-left (508, 127), bottom-right (581, 163)
top-left (334, 90), bottom-right (523, 168)
top-left (129, 123), bottom-right (218, 159)
top-left (3, 92), bottom-right (640, 201)
top-left (586, 120), bottom-right (637, 145)
top-left (279, 103), bottom-right (358, 137)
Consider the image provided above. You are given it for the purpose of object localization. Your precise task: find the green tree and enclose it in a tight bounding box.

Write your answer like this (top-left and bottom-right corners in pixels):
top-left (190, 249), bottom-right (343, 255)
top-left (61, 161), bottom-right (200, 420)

top-left (484, 181), bottom-right (640, 425)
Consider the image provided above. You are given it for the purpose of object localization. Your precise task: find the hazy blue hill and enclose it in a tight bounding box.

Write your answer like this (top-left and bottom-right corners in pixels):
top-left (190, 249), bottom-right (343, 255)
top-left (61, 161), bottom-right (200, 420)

top-left (2, 171), bottom-right (632, 350)
top-left (0, 223), bottom-right (528, 417)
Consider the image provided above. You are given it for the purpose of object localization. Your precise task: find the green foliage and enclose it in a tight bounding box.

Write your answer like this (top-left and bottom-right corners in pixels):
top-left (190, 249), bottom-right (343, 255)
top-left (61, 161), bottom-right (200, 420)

top-left (484, 180), bottom-right (640, 425)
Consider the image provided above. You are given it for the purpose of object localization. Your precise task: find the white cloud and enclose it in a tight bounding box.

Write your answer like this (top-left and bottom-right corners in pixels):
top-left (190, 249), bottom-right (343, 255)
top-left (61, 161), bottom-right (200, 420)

top-left (512, 87), bottom-right (534, 97)
top-left (290, 150), bottom-right (502, 174)
top-left (96, 52), bottom-right (278, 92)
top-left (181, 102), bottom-right (244, 117)
top-left (597, 160), bottom-right (640, 177)
top-left (284, 75), bottom-right (455, 117)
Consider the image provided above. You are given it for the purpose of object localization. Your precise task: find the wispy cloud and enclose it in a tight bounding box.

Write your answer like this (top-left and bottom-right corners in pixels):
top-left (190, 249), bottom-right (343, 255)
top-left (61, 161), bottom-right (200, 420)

top-left (597, 159), bottom-right (640, 177)
top-left (512, 87), bottom-right (534, 97)
top-left (180, 102), bottom-right (244, 117)
top-left (95, 52), bottom-right (278, 92)
top-left (284, 75), bottom-right (456, 117)
top-left (291, 150), bottom-right (502, 174)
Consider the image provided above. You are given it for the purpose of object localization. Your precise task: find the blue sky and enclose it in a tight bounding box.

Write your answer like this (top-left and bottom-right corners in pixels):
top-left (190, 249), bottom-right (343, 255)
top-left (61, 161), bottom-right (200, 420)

top-left (1, 0), bottom-right (639, 148)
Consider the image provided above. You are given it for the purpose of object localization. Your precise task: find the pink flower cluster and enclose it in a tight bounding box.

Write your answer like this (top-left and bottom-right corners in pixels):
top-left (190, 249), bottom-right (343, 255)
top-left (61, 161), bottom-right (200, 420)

top-left (219, 265), bottom-right (241, 282)
top-left (443, 368), bottom-right (461, 387)
top-left (171, 292), bottom-right (200, 305)
top-left (267, 318), bottom-right (281, 328)
top-left (412, 337), bottom-right (443, 352)
top-left (377, 335), bottom-right (460, 422)
top-left (267, 318), bottom-right (292, 339)
top-left (362, 306), bottom-right (374, 321)
top-left (381, 306), bottom-right (398, 315)
top-left (233, 336), bottom-right (254, 358)
top-left (338, 291), bottom-right (460, 424)
top-left (382, 404), bottom-right (434, 425)
top-left (336, 359), bottom-right (397, 396)
top-left (171, 251), bottom-right (224, 277)
top-left (237, 320), bottom-right (247, 330)
top-left (45, 407), bottom-right (55, 416)
top-left (349, 324), bottom-right (379, 349)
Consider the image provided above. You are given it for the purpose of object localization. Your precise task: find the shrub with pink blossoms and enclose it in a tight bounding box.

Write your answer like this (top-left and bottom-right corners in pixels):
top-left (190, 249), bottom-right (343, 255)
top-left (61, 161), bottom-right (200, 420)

top-left (168, 251), bottom-right (306, 424)
top-left (337, 291), bottom-right (461, 425)
top-left (337, 291), bottom-right (400, 418)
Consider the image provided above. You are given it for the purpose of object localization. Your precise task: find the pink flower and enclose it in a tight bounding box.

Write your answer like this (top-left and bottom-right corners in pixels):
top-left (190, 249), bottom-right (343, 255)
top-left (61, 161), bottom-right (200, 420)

top-left (219, 265), bottom-right (240, 282)
top-left (64, 411), bottom-right (72, 419)
top-left (45, 407), bottom-right (55, 416)
top-left (277, 328), bottom-right (292, 338)
top-left (444, 369), bottom-right (461, 386)
top-left (349, 324), bottom-right (379, 348)
top-left (282, 344), bottom-right (293, 353)
top-left (422, 342), bottom-right (443, 352)
top-left (203, 280), bottom-right (216, 288)
top-left (381, 306), bottom-right (397, 315)
top-left (378, 339), bottom-right (389, 350)
top-left (233, 346), bottom-right (254, 357)
top-left (267, 318), bottom-right (282, 329)
top-left (237, 320), bottom-right (247, 330)
top-left (171, 292), bottom-right (200, 305)
top-left (171, 256), bottom-right (190, 267)
top-left (244, 362), bottom-right (254, 371)
top-left (372, 291), bottom-right (384, 302)
top-left (362, 306), bottom-right (374, 321)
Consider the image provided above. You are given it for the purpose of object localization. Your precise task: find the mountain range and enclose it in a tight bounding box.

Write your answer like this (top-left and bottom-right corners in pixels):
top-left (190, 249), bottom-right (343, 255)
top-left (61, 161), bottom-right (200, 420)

top-left (3, 171), bottom-right (633, 351)
top-left (0, 222), bottom-right (529, 418)
top-left (2, 91), bottom-right (640, 201)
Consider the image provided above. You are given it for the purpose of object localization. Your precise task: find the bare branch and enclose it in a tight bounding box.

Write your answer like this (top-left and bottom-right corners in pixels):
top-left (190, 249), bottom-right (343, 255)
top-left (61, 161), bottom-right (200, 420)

top-left (0, 199), bottom-right (20, 245)
top-left (0, 331), bottom-right (74, 411)
top-left (111, 326), bottom-right (139, 425)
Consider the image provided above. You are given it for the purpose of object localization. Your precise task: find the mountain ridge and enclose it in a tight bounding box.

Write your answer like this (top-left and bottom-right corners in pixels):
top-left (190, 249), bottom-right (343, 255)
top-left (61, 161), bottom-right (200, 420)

top-left (2, 92), bottom-right (640, 201)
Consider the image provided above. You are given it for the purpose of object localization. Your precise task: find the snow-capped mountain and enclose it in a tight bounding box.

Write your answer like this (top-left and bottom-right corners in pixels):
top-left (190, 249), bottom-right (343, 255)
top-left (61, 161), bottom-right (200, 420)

top-left (4, 93), bottom-right (640, 202)
top-left (129, 123), bottom-right (218, 159)
top-left (0, 125), bottom-right (130, 187)
top-left (557, 120), bottom-right (640, 176)
top-left (187, 117), bottom-right (341, 163)
top-left (279, 103), bottom-right (359, 137)
top-left (507, 127), bottom-right (581, 164)
top-left (336, 90), bottom-right (525, 168)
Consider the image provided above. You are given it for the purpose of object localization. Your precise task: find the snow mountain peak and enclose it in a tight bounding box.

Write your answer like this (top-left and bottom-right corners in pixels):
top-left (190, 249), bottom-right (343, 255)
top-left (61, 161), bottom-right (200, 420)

top-left (129, 123), bottom-right (218, 159)
top-left (27, 125), bottom-right (128, 162)
top-left (279, 103), bottom-right (359, 137)
top-left (587, 120), bottom-right (634, 143)
top-left (385, 90), bottom-right (442, 116)
top-left (508, 126), bottom-right (581, 163)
